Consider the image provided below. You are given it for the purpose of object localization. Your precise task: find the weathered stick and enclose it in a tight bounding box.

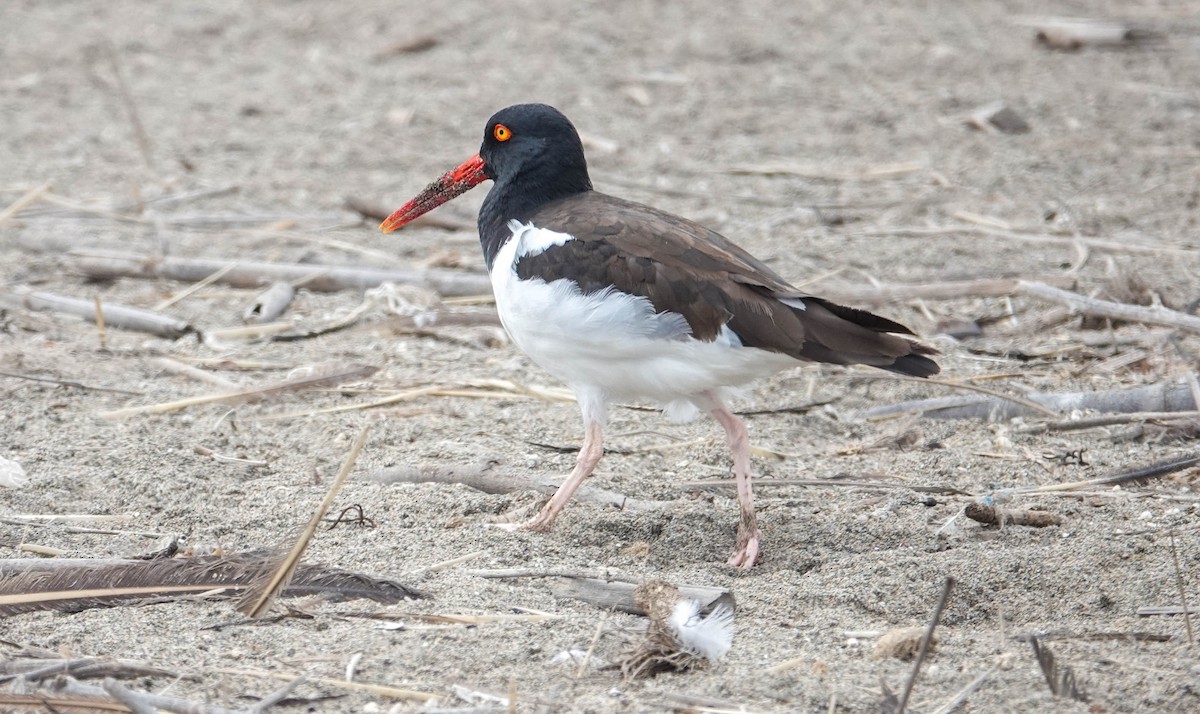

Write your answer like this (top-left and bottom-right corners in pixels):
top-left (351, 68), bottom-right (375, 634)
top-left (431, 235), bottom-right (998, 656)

top-left (817, 276), bottom-right (1075, 305)
top-left (1017, 281), bottom-right (1200, 334)
top-left (853, 225), bottom-right (1194, 258)
top-left (0, 289), bottom-right (193, 339)
top-left (152, 357), bottom-right (239, 390)
top-left (16, 185), bottom-right (239, 221)
top-left (98, 363), bottom-right (378, 420)
top-left (0, 180), bottom-right (52, 226)
top-left (1019, 452), bottom-right (1200, 493)
top-left (1028, 18), bottom-right (1160, 51)
top-left (1015, 410), bottom-right (1200, 435)
top-left (680, 478), bottom-right (969, 496)
top-left (367, 460), bottom-right (667, 511)
top-left (70, 249), bottom-right (491, 296)
top-left (1168, 531), bottom-right (1195, 646)
top-left (0, 551), bottom-right (423, 616)
top-left (0, 656), bottom-right (173, 684)
top-left (243, 281), bottom-right (296, 324)
top-left (0, 369), bottom-right (142, 395)
top-left (274, 305), bottom-right (501, 343)
top-left (860, 375), bottom-right (1199, 421)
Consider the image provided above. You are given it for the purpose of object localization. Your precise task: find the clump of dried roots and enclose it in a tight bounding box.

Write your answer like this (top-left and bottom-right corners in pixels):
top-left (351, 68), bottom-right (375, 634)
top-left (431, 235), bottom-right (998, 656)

top-left (620, 580), bottom-right (734, 679)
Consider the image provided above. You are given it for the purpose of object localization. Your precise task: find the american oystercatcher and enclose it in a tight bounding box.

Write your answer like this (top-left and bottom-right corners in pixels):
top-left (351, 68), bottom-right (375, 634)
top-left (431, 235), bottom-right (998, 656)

top-left (381, 103), bottom-right (938, 568)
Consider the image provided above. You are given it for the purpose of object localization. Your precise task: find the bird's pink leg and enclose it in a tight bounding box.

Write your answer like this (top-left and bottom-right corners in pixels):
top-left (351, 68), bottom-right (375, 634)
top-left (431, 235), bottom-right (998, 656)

top-left (709, 404), bottom-right (761, 568)
top-left (495, 420), bottom-right (604, 532)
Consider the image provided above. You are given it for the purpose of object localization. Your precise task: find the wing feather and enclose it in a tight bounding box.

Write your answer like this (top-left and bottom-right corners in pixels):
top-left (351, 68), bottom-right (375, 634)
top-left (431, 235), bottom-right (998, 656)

top-left (519, 192), bottom-right (938, 376)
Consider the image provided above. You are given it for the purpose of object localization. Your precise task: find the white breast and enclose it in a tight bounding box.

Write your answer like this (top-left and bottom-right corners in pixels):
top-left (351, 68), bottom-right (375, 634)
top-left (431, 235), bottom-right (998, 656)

top-left (490, 221), bottom-right (798, 419)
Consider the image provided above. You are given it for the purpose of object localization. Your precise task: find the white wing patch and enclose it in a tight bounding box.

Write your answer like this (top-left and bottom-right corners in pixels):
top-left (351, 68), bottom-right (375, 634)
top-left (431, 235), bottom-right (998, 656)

top-left (508, 219), bottom-right (575, 260)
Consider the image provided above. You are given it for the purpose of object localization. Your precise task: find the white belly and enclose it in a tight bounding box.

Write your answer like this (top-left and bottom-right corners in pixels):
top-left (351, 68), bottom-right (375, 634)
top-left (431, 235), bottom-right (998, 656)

top-left (490, 222), bottom-right (797, 415)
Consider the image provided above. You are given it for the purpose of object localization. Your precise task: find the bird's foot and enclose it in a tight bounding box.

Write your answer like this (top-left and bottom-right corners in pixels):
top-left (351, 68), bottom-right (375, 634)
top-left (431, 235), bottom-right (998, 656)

top-left (727, 526), bottom-right (762, 569)
top-left (490, 519), bottom-right (550, 533)
top-left (488, 503), bottom-right (555, 533)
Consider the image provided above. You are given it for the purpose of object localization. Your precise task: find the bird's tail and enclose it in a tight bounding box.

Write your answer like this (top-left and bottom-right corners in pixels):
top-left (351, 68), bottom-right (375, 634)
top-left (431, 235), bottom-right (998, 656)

top-left (787, 297), bottom-right (940, 378)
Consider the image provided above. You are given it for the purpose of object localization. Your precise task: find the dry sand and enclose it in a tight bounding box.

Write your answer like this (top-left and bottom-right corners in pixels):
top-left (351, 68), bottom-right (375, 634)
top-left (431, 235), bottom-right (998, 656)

top-left (3, 1), bottom-right (1199, 712)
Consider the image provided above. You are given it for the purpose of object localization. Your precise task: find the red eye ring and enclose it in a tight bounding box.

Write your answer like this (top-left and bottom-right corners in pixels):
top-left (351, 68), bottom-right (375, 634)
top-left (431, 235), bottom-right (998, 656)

top-left (493, 124), bottom-right (512, 142)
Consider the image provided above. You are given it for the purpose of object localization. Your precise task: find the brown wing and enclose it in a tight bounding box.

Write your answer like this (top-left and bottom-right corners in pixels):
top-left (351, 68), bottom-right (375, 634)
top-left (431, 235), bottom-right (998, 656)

top-left (521, 191), bottom-right (938, 377)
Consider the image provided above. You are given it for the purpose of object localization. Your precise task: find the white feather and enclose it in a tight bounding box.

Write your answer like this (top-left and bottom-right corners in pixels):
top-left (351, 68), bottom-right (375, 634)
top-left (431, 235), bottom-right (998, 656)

top-left (490, 223), bottom-right (797, 414)
top-left (667, 599), bottom-right (734, 663)
top-left (0, 456), bottom-right (27, 488)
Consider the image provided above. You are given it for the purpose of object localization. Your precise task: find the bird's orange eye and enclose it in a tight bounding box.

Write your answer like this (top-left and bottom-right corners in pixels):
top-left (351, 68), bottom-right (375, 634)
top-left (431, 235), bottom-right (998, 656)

top-left (493, 124), bottom-right (512, 142)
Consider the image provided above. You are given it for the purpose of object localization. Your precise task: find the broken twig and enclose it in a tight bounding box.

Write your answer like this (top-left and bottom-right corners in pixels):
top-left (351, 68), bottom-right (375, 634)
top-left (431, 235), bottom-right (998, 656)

top-left (239, 424), bottom-right (372, 617)
top-left (71, 249), bottom-right (491, 296)
top-left (0, 289), bottom-right (193, 339)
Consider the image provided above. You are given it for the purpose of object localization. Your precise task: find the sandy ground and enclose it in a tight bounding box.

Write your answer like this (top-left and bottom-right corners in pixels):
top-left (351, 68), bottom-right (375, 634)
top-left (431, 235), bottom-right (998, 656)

top-left (3, 1), bottom-right (1200, 712)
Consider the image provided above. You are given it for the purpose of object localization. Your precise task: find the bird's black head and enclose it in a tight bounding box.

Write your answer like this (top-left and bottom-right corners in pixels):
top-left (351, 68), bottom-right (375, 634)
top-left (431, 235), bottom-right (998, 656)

top-left (378, 103), bottom-right (594, 269)
top-left (479, 104), bottom-right (593, 201)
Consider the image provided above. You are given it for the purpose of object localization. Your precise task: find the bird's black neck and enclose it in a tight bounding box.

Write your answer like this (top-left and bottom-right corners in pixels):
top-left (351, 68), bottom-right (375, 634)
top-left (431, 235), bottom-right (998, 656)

top-left (478, 161), bottom-right (592, 271)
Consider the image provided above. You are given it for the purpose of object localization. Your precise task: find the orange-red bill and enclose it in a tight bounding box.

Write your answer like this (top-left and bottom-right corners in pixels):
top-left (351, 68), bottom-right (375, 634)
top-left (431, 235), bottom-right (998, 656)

top-left (379, 153), bottom-right (488, 233)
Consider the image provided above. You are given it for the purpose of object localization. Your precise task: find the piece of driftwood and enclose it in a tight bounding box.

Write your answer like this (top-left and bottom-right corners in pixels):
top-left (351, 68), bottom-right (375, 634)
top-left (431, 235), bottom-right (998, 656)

top-left (152, 356), bottom-right (239, 389)
top-left (725, 160), bottom-right (924, 181)
top-left (816, 276), bottom-right (1074, 306)
top-left (964, 502), bottom-right (1063, 527)
top-left (1017, 281), bottom-right (1200, 334)
top-left (681, 478), bottom-right (970, 496)
top-left (213, 666), bottom-right (437, 704)
top-left (1136, 605), bottom-right (1197, 617)
top-left (860, 375), bottom-right (1199, 421)
top-left (0, 180), bottom-right (52, 225)
top-left (98, 363), bottom-right (378, 420)
top-left (1, 674), bottom-right (309, 714)
top-left (1022, 452), bottom-right (1200, 494)
top-left (274, 305), bottom-right (501, 343)
top-left (0, 551), bottom-right (424, 617)
top-left (1015, 410), bottom-right (1200, 435)
top-left (1031, 19), bottom-right (1160, 51)
top-left (368, 460), bottom-right (669, 511)
top-left (0, 369), bottom-right (142, 396)
top-left (106, 675), bottom-right (306, 714)
top-left (854, 225), bottom-right (1194, 258)
top-left (0, 656), bottom-right (174, 685)
top-left (16, 185), bottom-right (240, 221)
top-left (0, 289), bottom-right (193, 339)
top-left (70, 249), bottom-right (492, 296)
top-left (243, 281), bottom-right (296, 323)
